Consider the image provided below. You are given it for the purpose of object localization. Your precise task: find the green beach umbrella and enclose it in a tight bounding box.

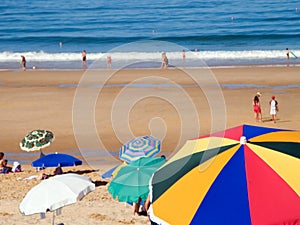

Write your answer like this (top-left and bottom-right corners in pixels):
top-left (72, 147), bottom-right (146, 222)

top-left (108, 157), bottom-right (166, 203)
top-left (20, 129), bottom-right (54, 152)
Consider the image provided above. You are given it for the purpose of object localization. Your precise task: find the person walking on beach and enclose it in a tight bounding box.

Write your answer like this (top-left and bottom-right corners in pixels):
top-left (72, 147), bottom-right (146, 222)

top-left (269, 95), bottom-right (278, 123)
top-left (253, 92), bottom-right (262, 122)
top-left (21, 55), bottom-right (26, 71)
top-left (161, 52), bottom-right (168, 69)
top-left (82, 50), bottom-right (87, 68)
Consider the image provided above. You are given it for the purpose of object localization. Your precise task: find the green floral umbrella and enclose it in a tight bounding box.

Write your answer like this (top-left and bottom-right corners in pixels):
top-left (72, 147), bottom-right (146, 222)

top-left (20, 130), bottom-right (54, 152)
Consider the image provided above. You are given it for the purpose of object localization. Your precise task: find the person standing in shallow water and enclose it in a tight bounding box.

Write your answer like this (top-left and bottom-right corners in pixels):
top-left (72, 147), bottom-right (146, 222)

top-left (161, 52), bottom-right (168, 69)
top-left (21, 55), bottom-right (26, 71)
top-left (107, 55), bottom-right (112, 68)
top-left (286, 48), bottom-right (290, 60)
top-left (82, 50), bottom-right (87, 69)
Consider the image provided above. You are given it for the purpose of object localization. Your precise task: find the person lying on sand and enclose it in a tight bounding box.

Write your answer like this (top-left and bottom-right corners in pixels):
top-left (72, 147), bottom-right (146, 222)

top-left (37, 166), bottom-right (64, 180)
top-left (20, 166), bottom-right (64, 180)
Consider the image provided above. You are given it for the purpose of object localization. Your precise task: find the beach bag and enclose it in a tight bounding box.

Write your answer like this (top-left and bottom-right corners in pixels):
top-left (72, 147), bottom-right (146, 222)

top-left (12, 161), bottom-right (21, 172)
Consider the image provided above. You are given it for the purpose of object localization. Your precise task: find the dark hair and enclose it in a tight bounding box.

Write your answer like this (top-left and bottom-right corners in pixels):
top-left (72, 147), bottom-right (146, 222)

top-left (254, 95), bottom-right (259, 103)
top-left (0, 152), bottom-right (4, 159)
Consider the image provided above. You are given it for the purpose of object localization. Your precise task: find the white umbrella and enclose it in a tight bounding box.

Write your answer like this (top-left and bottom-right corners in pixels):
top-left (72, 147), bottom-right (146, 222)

top-left (19, 173), bottom-right (95, 216)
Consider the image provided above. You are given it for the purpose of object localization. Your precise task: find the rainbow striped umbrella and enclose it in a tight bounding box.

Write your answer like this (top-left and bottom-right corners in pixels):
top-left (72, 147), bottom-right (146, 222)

top-left (149, 124), bottom-right (300, 225)
top-left (119, 136), bottom-right (160, 163)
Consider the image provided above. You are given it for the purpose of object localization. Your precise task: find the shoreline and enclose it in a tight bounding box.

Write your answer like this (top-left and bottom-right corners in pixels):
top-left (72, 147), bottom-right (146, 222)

top-left (1, 49), bottom-right (299, 70)
top-left (2, 61), bottom-right (299, 71)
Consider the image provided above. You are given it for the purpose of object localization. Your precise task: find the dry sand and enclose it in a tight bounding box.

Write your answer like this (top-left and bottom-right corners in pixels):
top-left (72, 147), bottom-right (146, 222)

top-left (0, 66), bottom-right (300, 224)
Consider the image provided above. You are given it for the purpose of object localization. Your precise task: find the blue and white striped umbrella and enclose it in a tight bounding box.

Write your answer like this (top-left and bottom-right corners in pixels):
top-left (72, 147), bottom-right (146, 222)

top-left (119, 136), bottom-right (161, 163)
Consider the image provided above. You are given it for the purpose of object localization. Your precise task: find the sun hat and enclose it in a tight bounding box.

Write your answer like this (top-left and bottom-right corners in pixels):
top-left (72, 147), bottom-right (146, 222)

top-left (256, 92), bottom-right (261, 96)
top-left (272, 96), bottom-right (275, 99)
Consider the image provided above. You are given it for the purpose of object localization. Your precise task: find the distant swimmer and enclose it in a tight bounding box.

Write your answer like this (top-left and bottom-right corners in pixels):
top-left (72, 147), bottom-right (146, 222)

top-left (182, 49), bottom-right (186, 61)
top-left (21, 55), bottom-right (26, 71)
top-left (59, 41), bottom-right (62, 48)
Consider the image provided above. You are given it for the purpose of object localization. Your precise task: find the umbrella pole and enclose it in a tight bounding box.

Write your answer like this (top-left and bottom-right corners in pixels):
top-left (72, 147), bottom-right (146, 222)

top-left (40, 150), bottom-right (45, 158)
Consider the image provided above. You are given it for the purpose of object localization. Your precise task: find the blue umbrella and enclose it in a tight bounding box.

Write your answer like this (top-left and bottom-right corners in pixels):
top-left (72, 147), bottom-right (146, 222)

top-left (32, 153), bottom-right (82, 168)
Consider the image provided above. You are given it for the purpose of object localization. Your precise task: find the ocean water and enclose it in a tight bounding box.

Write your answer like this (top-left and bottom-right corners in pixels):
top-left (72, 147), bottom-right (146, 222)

top-left (1, 0), bottom-right (300, 69)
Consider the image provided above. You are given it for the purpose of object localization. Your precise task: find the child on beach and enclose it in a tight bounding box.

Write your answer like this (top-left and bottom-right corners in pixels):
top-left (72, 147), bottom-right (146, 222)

top-left (269, 95), bottom-right (278, 123)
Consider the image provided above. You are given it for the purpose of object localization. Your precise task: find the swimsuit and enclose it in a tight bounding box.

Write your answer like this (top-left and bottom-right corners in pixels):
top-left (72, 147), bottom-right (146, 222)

top-left (253, 100), bottom-right (261, 113)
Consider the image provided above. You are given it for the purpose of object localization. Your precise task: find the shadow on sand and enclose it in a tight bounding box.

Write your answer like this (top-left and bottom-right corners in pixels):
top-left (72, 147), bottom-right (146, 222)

top-left (65, 169), bottom-right (100, 175)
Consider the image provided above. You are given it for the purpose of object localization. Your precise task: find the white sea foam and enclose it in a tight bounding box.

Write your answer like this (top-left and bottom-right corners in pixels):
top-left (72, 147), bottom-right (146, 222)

top-left (1, 50), bottom-right (297, 62)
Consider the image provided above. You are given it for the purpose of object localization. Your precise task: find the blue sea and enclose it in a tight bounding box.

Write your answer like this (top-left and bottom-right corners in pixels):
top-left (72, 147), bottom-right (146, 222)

top-left (1, 0), bottom-right (300, 69)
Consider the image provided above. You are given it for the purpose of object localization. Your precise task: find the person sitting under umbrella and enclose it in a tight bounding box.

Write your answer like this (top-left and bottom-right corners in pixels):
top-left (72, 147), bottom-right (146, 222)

top-left (37, 165), bottom-right (63, 180)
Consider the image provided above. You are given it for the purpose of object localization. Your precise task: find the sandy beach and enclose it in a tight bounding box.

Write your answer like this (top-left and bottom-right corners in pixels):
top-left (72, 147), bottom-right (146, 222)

top-left (1, 66), bottom-right (300, 224)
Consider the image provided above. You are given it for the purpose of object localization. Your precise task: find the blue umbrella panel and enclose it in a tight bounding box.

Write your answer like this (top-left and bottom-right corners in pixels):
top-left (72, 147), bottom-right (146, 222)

top-left (32, 153), bottom-right (82, 168)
